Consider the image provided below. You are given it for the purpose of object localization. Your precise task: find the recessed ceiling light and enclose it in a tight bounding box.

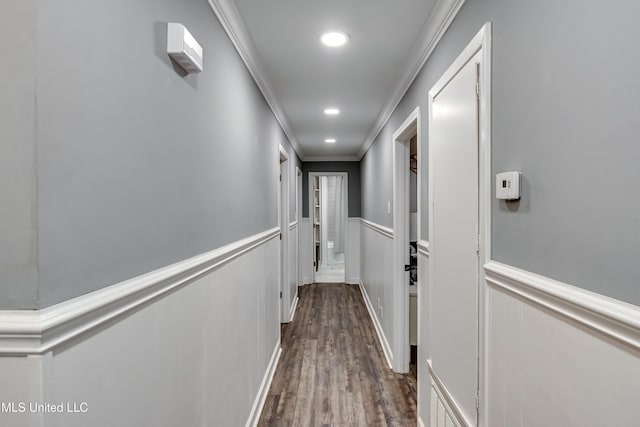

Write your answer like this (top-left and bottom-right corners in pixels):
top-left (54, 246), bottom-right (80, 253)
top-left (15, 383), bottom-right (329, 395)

top-left (325, 138), bottom-right (336, 144)
top-left (324, 108), bottom-right (340, 115)
top-left (320, 31), bottom-right (349, 47)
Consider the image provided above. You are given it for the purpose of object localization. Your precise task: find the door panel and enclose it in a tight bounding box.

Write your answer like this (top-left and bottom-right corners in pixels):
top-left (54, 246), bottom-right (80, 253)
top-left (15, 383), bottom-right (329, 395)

top-left (430, 52), bottom-right (480, 422)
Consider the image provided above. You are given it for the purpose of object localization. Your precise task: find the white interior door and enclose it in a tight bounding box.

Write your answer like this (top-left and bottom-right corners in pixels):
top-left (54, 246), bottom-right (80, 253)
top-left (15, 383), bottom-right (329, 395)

top-left (429, 51), bottom-right (481, 423)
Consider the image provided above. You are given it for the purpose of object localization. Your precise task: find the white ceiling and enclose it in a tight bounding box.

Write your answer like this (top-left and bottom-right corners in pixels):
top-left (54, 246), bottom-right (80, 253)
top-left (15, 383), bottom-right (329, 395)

top-left (210, 0), bottom-right (463, 160)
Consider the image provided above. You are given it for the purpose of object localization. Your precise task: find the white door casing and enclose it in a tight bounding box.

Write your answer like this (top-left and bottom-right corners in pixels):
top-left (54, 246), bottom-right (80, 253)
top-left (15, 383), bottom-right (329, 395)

top-left (278, 145), bottom-right (289, 323)
top-left (427, 23), bottom-right (491, 426)
top-left (392, 107), bottom-right (421, 373)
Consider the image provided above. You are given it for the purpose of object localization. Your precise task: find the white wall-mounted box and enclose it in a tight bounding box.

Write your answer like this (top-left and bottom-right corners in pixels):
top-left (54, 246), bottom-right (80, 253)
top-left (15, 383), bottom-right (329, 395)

top-left (496, 171), bottom-right (521, 200)
top-left (167, 23), bottom-right (203, 74)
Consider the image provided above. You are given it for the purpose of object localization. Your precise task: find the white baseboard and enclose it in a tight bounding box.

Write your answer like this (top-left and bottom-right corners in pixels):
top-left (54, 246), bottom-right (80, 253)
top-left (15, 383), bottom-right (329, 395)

top-left (358, 280), bottom-right (393, 369)
top-left (245, 342), bottom-right (282, 427)
top-left (289, 294), bottom-right (299, 322)
top-left (418, 416), bottom-right (426, 427)
top-left (347, 277), bottom-right (360, 285)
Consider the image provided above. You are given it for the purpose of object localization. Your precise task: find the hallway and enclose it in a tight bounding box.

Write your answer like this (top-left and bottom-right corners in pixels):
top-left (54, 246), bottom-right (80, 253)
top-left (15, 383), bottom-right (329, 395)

top-left (259, 284), bottom-right (417, 426)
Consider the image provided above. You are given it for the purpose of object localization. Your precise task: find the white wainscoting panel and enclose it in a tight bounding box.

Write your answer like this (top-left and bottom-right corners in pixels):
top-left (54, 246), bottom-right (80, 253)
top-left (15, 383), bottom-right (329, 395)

top-left (0, 230), bottom-right (281, 427)
top-left (485, 261), bottom-right (640, 426)
top-left (347, 218), bottom-right (361, 284)
top-left (429, 360), bottom-right (467, 427)
top-left (360, 219), bottom-right (394, 368)
top-left (0, 356), bottom-right (43, 427)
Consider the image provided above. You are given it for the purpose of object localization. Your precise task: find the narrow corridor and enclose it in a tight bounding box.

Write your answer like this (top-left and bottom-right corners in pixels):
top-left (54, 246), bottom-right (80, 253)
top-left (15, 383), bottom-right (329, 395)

top-left (258, 283), bottom-right (417, 426)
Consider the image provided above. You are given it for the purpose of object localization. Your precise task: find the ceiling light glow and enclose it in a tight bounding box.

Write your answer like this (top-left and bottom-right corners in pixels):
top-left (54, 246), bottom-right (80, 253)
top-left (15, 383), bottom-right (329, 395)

top-left (324, 108), bottom-right (340, 115)
top-left (320, 31), bottom-right (349, 47)
top-left (325, 138), bottom-right (336, 144)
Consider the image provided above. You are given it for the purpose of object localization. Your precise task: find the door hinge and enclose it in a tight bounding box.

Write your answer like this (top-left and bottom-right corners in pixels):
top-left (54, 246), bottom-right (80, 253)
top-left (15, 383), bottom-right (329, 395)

top-left (476, 237), bottom-right (480, 255)
top-left (279, 291), bottom-right (282, 299)
top-left (476, 394), bottom-right (480, 411)
top-left (279, 174), bottom-right (282, 182)
top-left (279, 233), bottom-right (282, 240)
top-left (313, 261), bottom-right (316, 267)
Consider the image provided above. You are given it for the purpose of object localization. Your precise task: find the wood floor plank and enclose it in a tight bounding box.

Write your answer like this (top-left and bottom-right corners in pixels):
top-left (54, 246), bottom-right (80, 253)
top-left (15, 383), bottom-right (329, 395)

top-left (258, 283), bottom-right (417, 426)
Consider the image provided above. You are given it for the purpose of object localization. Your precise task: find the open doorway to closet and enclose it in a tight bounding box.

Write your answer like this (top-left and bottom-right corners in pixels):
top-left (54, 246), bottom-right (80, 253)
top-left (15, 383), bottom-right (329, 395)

top-left (309, 172), bottom-right (348, 283)
top-left (392, 106), bottom-right (420, 374)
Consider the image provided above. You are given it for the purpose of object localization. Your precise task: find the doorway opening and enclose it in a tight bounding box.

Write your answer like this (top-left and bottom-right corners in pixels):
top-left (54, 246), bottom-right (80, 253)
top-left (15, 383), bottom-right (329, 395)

top-left (408, 134), bottom-right (418, 381)
top-left (309, 172), bottom-right (348, 284)
top-left (392, 107), bottom-right (420, 374)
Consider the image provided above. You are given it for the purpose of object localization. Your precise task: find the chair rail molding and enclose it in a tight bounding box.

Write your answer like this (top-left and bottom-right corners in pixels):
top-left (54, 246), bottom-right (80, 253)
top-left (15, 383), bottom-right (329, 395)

top-left (0, 228), bottom-right (280, 355)
top-left (418, 240), bottom-right (429, 257)
top-left (361, 218), bottom-right (394, 239)
top-left (485, 261), bottom-right (640, 350)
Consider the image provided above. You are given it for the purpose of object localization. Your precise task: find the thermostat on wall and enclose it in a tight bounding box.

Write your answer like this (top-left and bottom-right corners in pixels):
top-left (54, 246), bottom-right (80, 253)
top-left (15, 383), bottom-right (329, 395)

top-left (167, 23), bottom-right (203, 74)
top-left (496, 172), bottom-right (521, 200)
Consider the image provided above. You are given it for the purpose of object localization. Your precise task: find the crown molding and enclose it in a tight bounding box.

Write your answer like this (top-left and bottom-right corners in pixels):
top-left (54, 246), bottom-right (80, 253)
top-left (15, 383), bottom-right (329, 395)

top-left (357, 0), bottom-right (467, 159)
top-left (206, 0), bottom-right (304, 159)
top-left (207, 0), bottom-right (466, 161)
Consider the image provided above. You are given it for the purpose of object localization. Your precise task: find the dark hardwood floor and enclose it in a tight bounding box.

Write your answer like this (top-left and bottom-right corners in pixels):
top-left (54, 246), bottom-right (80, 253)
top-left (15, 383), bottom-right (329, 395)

top-left (258, 283), bottom-right (417, 426)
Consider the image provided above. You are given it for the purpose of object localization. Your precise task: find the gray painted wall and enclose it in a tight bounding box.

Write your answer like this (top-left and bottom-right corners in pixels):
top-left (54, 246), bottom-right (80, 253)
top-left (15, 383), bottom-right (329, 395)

top-left (361, 0), bottom-right (640, 305)
top-left (0, 0), bottom-right (39, 309)
top-left (301, 162), bottom-right (361, 217)
top-left (1, 0), bottom-right (300, 309)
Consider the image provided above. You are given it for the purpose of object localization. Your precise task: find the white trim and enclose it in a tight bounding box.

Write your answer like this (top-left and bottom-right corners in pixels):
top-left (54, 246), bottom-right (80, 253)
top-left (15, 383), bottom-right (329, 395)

top-left (391, 106), bottom-right (421, 373)
top-left (0, 228), bottom-right (280, 355)
top-left (289, 291), bottom-right (299, 322)
top-left (428, 23), bottom-right (492, 427)
top-left (206, 0), bottom-right (303, 159)
top-left (288, 221), bottom-right (297, 230)
top-left (428, 360), bottom-right (473, 427)
top-left (358, 281), bottom-right (393, 369)
top-left (296, 167), bottom-right (303, 287)
top-left (418, 417), bottom-right (426, 427)
top-left (360, 218), bottom-right (394, 239)
top-left (245, 342), bottom-right (282, 427)
top-left (476, 25), bottom-right (493, 427)
top-left (278, 144), bottom-right (289, 161)
top-left (357, 0), bottom-right (467, 159)
top-left (484, 261), bottom-right (640, 351)
top-left (302, 155), bottom-right (360, 162)
top-left (278, 145), bottom-right (290, 323)
top-left (418, 240), bottom-right (430, 257)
